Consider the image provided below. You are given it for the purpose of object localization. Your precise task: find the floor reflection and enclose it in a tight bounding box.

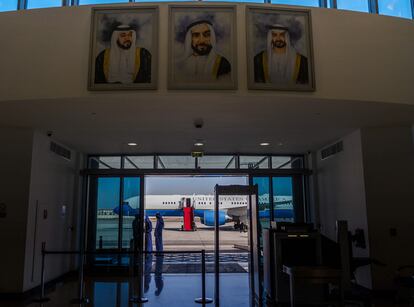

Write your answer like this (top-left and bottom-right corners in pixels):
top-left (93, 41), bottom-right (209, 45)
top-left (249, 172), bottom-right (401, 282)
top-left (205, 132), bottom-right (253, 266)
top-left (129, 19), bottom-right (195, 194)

top-left (5, 272), bottom-right (249, 307)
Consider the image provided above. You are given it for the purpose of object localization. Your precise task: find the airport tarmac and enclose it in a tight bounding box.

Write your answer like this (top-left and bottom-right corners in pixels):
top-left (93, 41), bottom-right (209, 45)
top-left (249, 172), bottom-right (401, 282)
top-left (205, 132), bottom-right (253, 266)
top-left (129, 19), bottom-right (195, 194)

top-left (148, 217), bottom-right (249, 252)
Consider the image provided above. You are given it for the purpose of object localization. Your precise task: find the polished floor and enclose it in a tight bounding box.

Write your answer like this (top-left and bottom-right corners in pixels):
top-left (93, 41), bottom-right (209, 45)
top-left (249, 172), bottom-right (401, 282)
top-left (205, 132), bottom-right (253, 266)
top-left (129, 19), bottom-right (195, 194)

top-left (2, 273), bottom-right (412, 307)
top-left (4, 273), bottom-right (250, 307)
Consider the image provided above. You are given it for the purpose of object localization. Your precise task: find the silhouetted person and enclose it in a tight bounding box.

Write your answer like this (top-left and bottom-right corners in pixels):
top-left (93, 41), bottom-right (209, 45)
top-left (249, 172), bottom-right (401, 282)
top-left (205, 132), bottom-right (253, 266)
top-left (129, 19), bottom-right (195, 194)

top-left (144, 214), bottom-right (153, 253)
top-left (132, 214), bottom-right (141, 250)
top-left (155, 212), bottom-right (164, 252)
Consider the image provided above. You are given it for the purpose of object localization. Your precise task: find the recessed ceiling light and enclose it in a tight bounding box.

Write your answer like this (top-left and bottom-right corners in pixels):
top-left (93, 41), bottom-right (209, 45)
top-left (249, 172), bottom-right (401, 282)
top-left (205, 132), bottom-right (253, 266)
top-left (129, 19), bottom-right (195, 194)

top-left (194, 142), bottom-right (204, 146)
top-left (127, 142), bottom-right (138, 146)
top-left (278, 142), bottom-right (284, 146)
top-left (260, 142), bottom-right (270, 146)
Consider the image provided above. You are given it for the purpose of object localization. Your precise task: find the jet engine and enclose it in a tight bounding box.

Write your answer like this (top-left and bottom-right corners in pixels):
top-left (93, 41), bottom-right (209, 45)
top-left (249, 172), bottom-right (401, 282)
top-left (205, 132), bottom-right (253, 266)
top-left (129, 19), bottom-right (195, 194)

top-left (201, 210), bottom-right (227, 226)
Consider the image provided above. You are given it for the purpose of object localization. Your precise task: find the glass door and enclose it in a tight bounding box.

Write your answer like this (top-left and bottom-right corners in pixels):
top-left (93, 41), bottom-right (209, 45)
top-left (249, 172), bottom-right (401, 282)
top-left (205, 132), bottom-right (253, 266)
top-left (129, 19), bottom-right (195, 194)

top-left (94, 177), bottom-right (121, 250)
top-left (88, 176), bottom-right (142, 266)
top-left (250, 175), bottom-right (305, 300)
top-left (121, 177), bottom-right (141, 250)
top-left (214, 185), bottom-right (259, 307)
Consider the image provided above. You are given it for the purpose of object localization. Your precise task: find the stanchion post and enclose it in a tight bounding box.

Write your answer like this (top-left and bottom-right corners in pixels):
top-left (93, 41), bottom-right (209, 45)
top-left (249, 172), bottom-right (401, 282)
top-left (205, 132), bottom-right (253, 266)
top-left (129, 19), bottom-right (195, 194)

top-left (34, 242), bottom-right (50, 303)
top-left (70, 250), bottom-right (89, 304)
top-left (195, 250), bottom-right (213, 304)
top-left (129, 243), bottom-right (148, 303)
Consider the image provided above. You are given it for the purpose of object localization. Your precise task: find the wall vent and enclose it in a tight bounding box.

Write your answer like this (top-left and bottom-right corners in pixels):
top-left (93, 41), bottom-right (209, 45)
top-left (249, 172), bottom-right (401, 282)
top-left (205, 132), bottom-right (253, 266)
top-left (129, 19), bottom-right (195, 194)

top-left (321, 141), bottom-right (343, 160)
top-left (50, 141), bottom-right (71, 160)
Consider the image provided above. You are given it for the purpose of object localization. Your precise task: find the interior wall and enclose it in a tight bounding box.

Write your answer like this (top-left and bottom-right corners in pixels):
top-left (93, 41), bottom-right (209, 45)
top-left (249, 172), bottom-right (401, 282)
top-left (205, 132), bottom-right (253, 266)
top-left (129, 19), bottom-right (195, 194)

top-left (361, 126), bottom-right (414, 290)
top-left (22, 131), bottom-right (81, 292)
top-left (0, 128), bottom-right (33, 293)
top-left (316, 130), bottom-right (372, 289)
top-left (0, 4), bottom-right (413, 105)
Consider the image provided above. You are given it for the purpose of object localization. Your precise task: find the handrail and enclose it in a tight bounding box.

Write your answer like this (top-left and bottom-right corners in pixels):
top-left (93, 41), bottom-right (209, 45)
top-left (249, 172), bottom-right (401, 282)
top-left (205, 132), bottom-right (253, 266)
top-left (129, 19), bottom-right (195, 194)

top-left (34, 244), bottom-right (213, 305)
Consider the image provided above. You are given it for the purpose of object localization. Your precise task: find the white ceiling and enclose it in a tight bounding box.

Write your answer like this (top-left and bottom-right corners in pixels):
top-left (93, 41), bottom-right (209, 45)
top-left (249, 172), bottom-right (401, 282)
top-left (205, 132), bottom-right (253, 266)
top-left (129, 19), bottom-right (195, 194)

top-left (1, 94), bottom-right (413, 155)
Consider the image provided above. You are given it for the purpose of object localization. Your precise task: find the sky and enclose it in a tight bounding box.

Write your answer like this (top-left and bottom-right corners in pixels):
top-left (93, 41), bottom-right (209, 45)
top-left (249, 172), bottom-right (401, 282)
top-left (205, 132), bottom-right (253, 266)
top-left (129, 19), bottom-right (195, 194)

top-left (2, 0), bottom-right (412, 19)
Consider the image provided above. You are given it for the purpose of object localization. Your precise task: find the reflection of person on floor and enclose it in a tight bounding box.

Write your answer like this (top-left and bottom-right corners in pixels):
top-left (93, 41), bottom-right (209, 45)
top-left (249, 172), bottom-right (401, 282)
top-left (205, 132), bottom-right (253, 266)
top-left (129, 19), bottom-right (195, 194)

top-left (144, 214), bottom-right (153, 252)
top-left (144, 253), bottom-right (153, 293)
top-left (154, 254), bottom-right (164, 296)
top-left (155, 212), bottom-right (164, 252)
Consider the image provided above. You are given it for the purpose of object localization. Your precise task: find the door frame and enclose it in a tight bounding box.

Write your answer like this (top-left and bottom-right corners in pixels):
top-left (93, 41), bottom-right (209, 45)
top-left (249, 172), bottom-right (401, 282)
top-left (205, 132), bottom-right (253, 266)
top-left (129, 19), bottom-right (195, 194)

top-left (86, 175), bottom-right (145, 265)
top-left (214, 184), bottom-right (260, 307)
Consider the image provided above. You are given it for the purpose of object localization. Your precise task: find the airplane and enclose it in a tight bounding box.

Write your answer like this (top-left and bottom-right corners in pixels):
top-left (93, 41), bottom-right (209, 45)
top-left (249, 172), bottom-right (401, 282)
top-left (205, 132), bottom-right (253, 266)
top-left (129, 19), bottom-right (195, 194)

top-left (111, 194), bottom-right (294, 229)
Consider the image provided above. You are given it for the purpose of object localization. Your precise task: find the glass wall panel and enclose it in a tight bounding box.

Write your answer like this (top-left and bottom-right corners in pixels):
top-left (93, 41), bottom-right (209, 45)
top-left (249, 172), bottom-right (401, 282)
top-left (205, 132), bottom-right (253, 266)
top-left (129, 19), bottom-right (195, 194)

top-left (96, 177), bottom-right (120, 249)
top-left (207, 0), bottom-right (264, 3)
top-left (271, 0), bottom-right (320, 7)
top-left (197, 155), bottom-right (236, 169)
top-left (378, 0), bottom-right (413, 18)
top-left (124, 156), bottom-right (154, 169)
top-left (272, 177), bottom-right (294, 222)
top-left (337, 0), bottom-right (369, 12)
top-left (89, 156), bottom-right (122, 169)
top-left (0, 0), bottom-right (18, 11)
top-left (253, 177), bottom-right (271, 230)
top-left (240, 156), bottom-right (269, 169)
top-left (272, 156), bottom-right (304, 169)
top-left (122, 177), bottom-right (140, 249)
top-left (27, 0), bottom-right (62, 9)
top-left (157, 156), bottom-right (195, 169)
top-left (136, 0), bottom-right (189, 2)
top-left (79, 0), bottom-right (128, 4)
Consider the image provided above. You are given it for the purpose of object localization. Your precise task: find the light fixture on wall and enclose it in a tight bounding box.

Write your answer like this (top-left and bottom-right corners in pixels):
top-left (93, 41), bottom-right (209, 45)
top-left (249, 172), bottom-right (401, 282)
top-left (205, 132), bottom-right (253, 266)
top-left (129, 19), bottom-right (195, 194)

top-left (127, 142), bottom-right (138, 146)
top-left (194, 142), bottom-right (204, 146)
top-left (260, 142), bottom-right (270, 146)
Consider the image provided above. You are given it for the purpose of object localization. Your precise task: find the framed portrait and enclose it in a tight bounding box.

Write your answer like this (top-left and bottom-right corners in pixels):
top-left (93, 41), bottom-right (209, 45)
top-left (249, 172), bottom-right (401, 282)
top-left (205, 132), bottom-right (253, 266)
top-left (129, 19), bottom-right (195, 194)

top-left (168, 5), bottom-right (237, 90)
top-left (88, 7), bottom-right (158, 90)
top-left (246, 7), bottom-right (315, 91)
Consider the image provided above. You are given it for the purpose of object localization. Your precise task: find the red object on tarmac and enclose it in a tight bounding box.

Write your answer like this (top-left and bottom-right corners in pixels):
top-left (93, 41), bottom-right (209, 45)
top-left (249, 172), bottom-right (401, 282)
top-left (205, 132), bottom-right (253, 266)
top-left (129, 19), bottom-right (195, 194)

top-left (183, 207), bottom-right (194, 231)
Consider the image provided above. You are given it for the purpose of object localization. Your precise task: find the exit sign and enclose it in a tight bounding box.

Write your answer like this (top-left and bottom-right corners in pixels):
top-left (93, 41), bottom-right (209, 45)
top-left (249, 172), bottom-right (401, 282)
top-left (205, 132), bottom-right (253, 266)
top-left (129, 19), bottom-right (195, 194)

top-left (191, 151), bottom-right (204, 158)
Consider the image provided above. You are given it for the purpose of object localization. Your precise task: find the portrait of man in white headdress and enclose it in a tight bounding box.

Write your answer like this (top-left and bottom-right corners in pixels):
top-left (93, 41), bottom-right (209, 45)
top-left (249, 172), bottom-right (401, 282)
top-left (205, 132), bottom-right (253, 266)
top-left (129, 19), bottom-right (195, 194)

top-left (169, 7), bottom-right (236, 89)
top-left (95, 24), bottom-right (151, 84)
top-left (89, 8), bottom-right (157, 90)
top-left (247, 8), bottom-right (314, 90)
top-left (254, 24), bottom-right (308, 85)
top-left (177, 20), bottom-right (231, 82)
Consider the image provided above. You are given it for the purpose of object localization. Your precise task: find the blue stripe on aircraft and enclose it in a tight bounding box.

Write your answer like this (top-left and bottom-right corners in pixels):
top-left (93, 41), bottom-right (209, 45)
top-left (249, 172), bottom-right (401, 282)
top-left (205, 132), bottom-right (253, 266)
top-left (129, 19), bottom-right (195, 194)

top-left (115, 204), bottom-right (293, 219)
